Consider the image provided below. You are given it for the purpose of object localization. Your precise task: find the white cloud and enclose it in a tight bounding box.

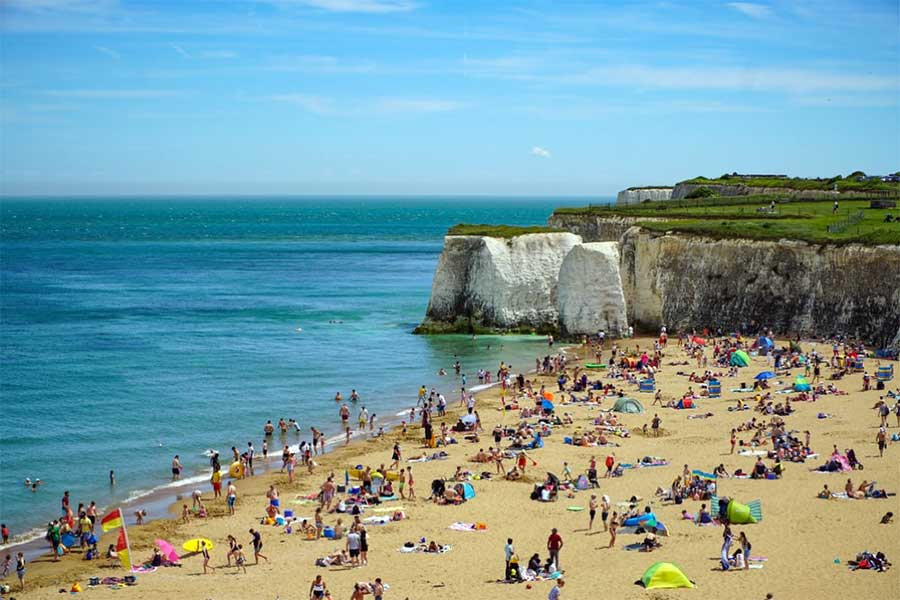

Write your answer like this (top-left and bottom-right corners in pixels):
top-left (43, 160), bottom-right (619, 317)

top-left (93, 45), bottom-right (120, 60)
top-left (170, 43), bottom-right (191, 59)
top-left (44, 89), bottom-right (183, 98)
top-left (558, 64), bottom-right (898, 93)
top-left (531, 146), bottom-right (551, 158)
top-left (269, 94), bottom-right (466, 116)
top-left (727, 2), bottom-right (773, 19)
top-left (286, 0), bottom-right (418, 13)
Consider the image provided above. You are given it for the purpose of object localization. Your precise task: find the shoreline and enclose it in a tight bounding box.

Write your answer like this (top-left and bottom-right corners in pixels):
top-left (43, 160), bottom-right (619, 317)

top-left (2, 351), bottom-right (539, 563)
top-left (0, 340), bottom-right (538, 559)
top-left (7, 337), bottom-right (898, 600)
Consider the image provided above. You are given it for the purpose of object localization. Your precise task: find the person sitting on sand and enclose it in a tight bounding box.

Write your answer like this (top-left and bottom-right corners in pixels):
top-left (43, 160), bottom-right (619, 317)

top-left (845, 479), bottom-right (865, 499)
top-left (880, 512), bottom-right (894, 524)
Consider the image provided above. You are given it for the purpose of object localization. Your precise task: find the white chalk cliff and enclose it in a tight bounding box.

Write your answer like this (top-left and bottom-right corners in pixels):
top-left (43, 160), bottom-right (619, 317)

top-left (419, 232), bottom-right (582, 331)
top-left (616, 188), bottom-right (673, 205)
top-left (558, 243), bottom-right (628, 336)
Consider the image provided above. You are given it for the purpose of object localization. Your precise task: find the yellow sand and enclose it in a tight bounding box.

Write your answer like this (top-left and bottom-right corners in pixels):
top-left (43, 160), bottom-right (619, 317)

top-left (6, 337), bottom-right (899, 599)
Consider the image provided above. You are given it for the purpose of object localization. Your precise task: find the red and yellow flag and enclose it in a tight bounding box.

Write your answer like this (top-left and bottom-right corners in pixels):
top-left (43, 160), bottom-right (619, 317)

top-left (100, 508), bottom-right (124, 532)
top-left (115, 528), bottom-right (130, 570)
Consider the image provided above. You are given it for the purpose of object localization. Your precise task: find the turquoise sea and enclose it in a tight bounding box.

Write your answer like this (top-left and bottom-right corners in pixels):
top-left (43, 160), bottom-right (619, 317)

top-left (0, 196), bottom-right (596, 547)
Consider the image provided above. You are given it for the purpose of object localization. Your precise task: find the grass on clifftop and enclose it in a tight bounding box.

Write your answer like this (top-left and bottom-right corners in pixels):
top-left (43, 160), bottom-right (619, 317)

top-left (553, 198), bottom-right (900, 245)
top-left (679, 174), bottom-right (898, 193)
top-left (447, 223), bottom-right (565, 238)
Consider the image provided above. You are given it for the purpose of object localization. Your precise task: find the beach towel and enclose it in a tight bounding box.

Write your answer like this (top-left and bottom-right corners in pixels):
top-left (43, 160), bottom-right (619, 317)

top-left (363, 516), bottom-right (393, 525)
top-left (566, 506), bottom-right (585, 511)
top-left (738, 450), bottom-right (768, 457)
top-left (449, 522), bottom-right (486, 532)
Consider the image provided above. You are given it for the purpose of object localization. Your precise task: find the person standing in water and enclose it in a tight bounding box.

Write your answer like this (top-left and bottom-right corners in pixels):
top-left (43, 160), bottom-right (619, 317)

top-left (171, 456), bottom-right (183, 480)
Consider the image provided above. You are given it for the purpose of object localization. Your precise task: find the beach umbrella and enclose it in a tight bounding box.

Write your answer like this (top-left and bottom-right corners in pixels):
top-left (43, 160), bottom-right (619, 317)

top-left (691, 336), bottom-right (707, 346)
top-left (541, 399), bottom-right (554, 412)
top-left (754, 371), bottom-right (775, 380)
top-left (155, 539), bottom-right (180, 563)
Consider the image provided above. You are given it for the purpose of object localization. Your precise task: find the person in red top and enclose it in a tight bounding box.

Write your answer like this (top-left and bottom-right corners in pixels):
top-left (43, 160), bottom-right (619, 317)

top-left (547, 528), bottom-right (563, 570)
top-left (604, 454), bottom-right (615, 478)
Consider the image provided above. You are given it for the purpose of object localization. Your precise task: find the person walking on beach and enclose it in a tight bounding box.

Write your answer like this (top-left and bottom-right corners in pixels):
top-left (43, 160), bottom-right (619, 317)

top-left (730, 429), bottom-right (737, 454)
top-left (346, 527), bottom-right (361, 567)
top-left (407, 467), bottom-right (416, 501)
top-left (607, 512), bottom-right (618, 548)
top-left (390, 443), bottom-right (401, 470)
top-left (249, 528), bottom-right (268, 564)
top-left (211, 466), bottom-right (222, 499)
top-left (547, 528), bottom-right (563, 570)
top-left (201, 540), bottom-right (215, 574)
top-left (548, 578), bottom-right (564, 600)
top-left (588, 495), bottom-right (598, 530)
top-left (15, 552), bottom-right (25, 592)
top-left (171, 455), bottom-right (183, 480)
top-left (739, 531), bottom-right (752, 570)
top-left (876, 427), bottom-right (888, 457)
top-left (227, 481), bottom-right (237, 515)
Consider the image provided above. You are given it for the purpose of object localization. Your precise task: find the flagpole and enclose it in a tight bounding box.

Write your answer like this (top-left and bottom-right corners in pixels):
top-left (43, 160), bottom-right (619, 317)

top-left (120, 508), bottom-right (134, 572)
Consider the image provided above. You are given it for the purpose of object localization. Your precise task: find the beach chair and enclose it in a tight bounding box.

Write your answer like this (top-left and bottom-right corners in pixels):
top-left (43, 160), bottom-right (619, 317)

top-left (850, 358), bottom-right (865, 373)
top-left (708, 380), bottom-right (721, 398)
top-left (639, 379), bottom-right (656, 393)
top-left (876, 365), bottom-right (894, 382)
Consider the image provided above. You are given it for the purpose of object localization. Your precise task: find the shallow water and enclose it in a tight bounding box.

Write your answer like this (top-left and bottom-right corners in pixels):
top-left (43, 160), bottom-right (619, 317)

top-left (0, 196), bottom-right (596, 545)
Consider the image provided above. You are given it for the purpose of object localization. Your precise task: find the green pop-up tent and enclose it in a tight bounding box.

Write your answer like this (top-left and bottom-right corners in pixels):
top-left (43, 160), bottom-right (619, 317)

top-left (612, 397), bottom-right (645, 414)
top-left (639, 562), bottom-right (695, 589)
top-left (729, 350), bottom-right (750, 367)
top-left (793, 375), bottom-right (811, 392)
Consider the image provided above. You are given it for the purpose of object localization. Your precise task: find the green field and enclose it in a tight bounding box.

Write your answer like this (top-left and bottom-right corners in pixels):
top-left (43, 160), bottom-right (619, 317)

top-left (553, 197), bottom-right (900, 245)
top-left (679, 174), bottom-right (899, 193)
top-left (447, 223), bottom-right (565, 238)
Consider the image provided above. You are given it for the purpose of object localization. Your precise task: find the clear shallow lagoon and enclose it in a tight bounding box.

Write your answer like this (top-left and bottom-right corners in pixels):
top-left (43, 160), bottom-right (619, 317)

top-left (0, 196), bottom-right (595, 544)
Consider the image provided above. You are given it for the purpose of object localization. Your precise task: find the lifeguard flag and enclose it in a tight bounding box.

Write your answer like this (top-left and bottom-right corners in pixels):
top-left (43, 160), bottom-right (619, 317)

top-left (101, 508), bottom-right (124, 532)
top-left (115, 528), bottom-right (130, 570)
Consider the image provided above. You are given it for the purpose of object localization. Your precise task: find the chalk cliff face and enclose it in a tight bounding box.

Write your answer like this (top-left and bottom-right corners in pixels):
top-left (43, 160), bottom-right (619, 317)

top-left (616, 188), bottom-right (673, 205)
top-left (671, 183), bottom-right (876, 200)
top-left (558, 243), bottom-right (628, 336)
top-left (619, 227), bottom-right (900, 346)
top-left (419, 232), bottom-right (582, 332)
top-left (547, 213), bottom-right (668, 243)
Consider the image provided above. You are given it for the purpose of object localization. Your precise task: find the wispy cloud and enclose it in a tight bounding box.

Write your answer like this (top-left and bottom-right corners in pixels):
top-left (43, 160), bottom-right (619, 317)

top-left (170, 43), bottom-right (191, 59)
top-left (269, 94), bottom-right (466, 116)
top-left (44, 89), bottom-right (183, 98)
top-left (530, 146), bottom-right (551, 158)
top-left (727, 2), bottom-right (773, 19)
top-left (201, 50), bottom-right (238, 59)
top-left (93, 45), bottom-right (120, 60)
top-left (286, 0), bottom-right (418, 14)
top-left (264, 54), bottom-right (377, 74)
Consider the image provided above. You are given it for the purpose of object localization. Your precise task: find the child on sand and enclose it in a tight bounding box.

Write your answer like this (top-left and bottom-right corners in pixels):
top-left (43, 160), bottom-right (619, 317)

top-left (607, 512), bottom-right (618, 547)
top-left (201, 540), bottom-right (215, 574)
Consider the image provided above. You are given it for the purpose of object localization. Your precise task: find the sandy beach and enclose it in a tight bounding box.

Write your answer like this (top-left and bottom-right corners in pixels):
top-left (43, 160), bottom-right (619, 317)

top-left (4, 337), bottom-right (898, 600)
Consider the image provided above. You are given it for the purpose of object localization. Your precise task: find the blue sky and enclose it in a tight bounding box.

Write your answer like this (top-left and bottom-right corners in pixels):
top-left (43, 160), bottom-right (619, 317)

top-left (0, 0), bottom-right (897, 196)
